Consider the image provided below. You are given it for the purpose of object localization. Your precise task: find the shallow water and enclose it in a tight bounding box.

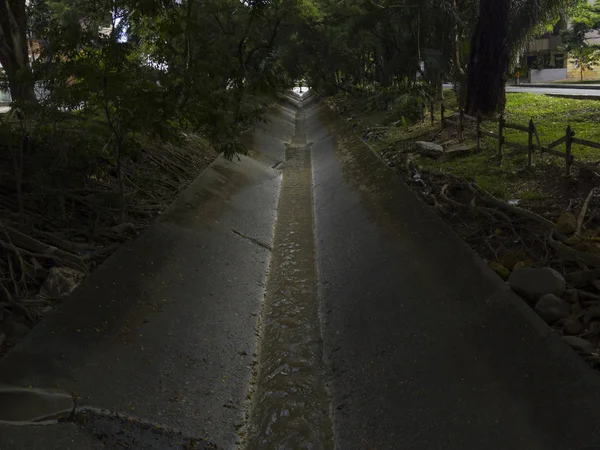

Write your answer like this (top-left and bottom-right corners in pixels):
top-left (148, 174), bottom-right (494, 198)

top-left (245, 103), bottom-right (332, 450)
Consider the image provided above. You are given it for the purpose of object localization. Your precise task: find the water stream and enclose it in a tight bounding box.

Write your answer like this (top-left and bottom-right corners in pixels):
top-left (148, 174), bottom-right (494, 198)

top-left (244, 100), bottom-right (332, 450)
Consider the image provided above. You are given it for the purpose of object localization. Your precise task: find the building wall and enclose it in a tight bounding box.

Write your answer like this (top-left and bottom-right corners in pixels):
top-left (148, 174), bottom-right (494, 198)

top-left (530, 68), bottom-right (568, 82)
top-left (567, 60), bottom-right (600, 80)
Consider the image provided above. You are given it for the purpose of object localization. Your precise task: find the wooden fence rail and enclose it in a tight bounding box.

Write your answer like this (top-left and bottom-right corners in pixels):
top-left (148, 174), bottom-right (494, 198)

top-left (435, 101), bottom-right (600, 176)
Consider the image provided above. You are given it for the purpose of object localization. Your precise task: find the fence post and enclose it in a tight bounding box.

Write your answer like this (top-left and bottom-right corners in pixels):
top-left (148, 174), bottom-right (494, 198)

top-left (430, 101), bottom-right (434, 126)
top-left (497, 113), bottom-right (505, 160)
top-left (476, 115), bottom-right (482, 151)
top-left (565, 125), bottom-right (574, 176)
top-left (441, 103), bottom-right (445, 128)
top-left (527, 118), bottom-right (534, 167)
top-left (459, 108), bottom-right (464, 140)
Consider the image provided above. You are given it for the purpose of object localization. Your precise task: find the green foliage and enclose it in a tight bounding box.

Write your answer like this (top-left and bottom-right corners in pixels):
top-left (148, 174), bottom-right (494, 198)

top-left (560, 0), bottom-right (600, 80)
top-left (386, 93), bottom-right (425, 125)
top-left (427, 92), bottom-right (600, 198)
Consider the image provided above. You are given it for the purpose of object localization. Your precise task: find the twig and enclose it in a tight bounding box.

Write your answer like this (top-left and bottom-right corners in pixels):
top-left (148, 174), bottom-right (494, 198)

top-left (577, 188), bottom-right (596, 236)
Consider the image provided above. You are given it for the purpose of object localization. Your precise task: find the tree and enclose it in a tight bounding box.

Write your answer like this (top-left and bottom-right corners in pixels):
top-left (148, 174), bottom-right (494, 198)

top-left (560, 0), bottom-right (600, 82)
top-left (466, 0), bottom-right (575, 115)
top-left (465, 0), bottom-right (510, 116)
top-left (0, 0), bottom-right (36, 103)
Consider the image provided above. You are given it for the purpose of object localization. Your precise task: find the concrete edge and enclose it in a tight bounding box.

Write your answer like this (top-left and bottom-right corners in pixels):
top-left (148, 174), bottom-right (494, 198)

top-left (319, 97), bottom-right (600, 378)
top-left (546, 93), bottom-right (600, 100)
top-left (518, 83), bottom-right (600, 90)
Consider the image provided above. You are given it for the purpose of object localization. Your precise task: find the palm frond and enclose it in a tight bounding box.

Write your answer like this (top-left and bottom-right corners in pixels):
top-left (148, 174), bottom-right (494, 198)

top-left (508, 0), bottom-right (578, 54)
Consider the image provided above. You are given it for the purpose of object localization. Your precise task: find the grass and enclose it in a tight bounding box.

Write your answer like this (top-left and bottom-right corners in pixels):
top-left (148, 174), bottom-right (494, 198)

top-left (358, 90), bottom-right (600, 201)
top-left (502, 93), bottom-right (600, 162)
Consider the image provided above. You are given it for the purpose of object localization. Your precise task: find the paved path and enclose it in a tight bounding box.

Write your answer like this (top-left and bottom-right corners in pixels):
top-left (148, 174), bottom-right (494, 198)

top-left (2, 93), bottom-right (600, 449)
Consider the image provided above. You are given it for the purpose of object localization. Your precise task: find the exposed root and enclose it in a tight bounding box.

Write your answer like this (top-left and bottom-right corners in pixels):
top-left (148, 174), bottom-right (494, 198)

top-left (467, 183), bottom-right (555, 230)
top-left (548, 231), bottom-right (600, 268)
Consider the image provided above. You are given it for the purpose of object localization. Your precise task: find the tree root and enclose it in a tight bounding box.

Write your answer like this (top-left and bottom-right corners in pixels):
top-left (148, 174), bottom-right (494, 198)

top-left (467, 183), bottom-right (555, 230)
top-left (0, 284), bottom-right (34, 325)
top-left (566, 269), bottom-right (600, 286)
top-left (0, 225), bottom-right (87, 273)
top-left (548, 231), bottom-right (600, 268)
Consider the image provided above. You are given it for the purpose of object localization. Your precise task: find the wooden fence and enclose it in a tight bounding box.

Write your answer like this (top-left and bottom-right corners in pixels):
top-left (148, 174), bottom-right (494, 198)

top-left (436, 103), bottom-right (600, 176)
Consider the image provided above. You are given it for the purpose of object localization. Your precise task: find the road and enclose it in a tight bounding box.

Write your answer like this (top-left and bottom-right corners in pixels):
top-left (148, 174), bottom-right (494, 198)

top-left (2, 92), bottom-right (600, 449)
top-left (507, 85), bottom-right (600, 97)
top-left (443, 82), bottom-right (600, 98)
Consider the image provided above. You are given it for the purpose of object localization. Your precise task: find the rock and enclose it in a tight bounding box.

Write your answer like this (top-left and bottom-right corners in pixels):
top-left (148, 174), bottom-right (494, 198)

top-left (501, 251), bottom-right (522, 270)
top-left (563, 335), bottom-right (596, 354)
top-left (565, 235), bottom-right (581, 246)
top-left (563, 318), bottom-right (583, 335)
top-left (508, 267), bottom-right (566, 302)
top-left (534, 294), bottom-right (571, 324)
top-left (513, 261), bottom-right (526, 270)
top-left (584, 306), bottom-right (600, 325)
top-left (414, 141), bottom-right (444, 158)
top-left (556, 212), bottom-right (577, 235)
top-left (39, 267), bottom-right (85, 299)
top-left (489, 261), bottom-right (510, 279)
top-left (590, 321), bottom-right (600, 334)
top-left (111, 222), bottom-right (135, 234)
top-left (443, 144), bottom-right (476, 158)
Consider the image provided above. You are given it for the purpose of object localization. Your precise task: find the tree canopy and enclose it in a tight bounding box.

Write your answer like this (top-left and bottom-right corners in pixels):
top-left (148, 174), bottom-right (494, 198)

top-left (0, 0), bottom-right (584, 135)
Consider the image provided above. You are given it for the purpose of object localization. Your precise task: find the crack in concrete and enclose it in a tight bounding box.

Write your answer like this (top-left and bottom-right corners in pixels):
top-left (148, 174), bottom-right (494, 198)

top-left (64, 406), bottom-right (221, 449)
top-left (231, 230), bottom-right (273, 252)
top-left (0, 385), bottom-right (221, 448)
top-left (0, 385), bottom-right (75, 425)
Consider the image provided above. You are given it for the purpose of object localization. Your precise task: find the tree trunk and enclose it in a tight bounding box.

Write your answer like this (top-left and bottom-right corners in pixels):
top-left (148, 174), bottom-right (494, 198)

top-left (453, 0), bottom-right (467, 108)
top-left (465, 0), bottom-right (509, 116)
top-left (0, 0), bottom-right (36, 104)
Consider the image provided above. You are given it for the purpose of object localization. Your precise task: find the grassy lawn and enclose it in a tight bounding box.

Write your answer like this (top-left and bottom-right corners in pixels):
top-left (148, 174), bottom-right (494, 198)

top-left (368, 92), bottom-right (600, 201)
top-left (503, 93), bottom-right (600, 161)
